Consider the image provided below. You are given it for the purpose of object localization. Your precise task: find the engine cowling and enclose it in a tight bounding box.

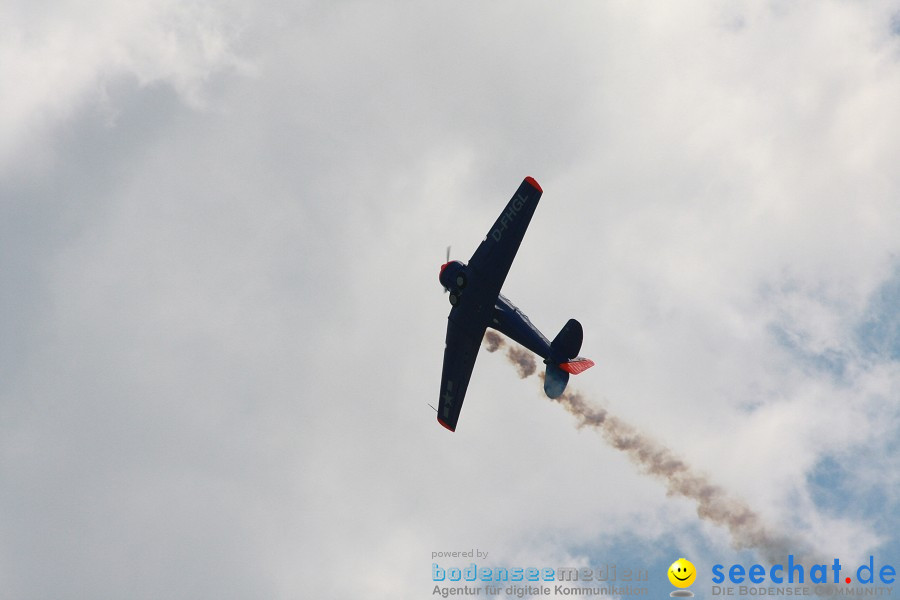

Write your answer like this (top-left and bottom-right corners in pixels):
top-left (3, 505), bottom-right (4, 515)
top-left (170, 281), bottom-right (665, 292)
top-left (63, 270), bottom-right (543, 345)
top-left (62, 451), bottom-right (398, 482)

top-left (439, 260), bottom-right (467, 304)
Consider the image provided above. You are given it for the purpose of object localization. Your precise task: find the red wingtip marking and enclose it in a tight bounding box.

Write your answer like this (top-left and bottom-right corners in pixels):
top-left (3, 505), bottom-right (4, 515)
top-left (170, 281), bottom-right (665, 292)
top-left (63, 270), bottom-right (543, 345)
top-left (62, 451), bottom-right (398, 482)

top-left (524, 176), bottom-right (542, 193)
top-left (559, 358), bottom-right (595, 375)
top-left (438, 417), bottom-right (455, 432)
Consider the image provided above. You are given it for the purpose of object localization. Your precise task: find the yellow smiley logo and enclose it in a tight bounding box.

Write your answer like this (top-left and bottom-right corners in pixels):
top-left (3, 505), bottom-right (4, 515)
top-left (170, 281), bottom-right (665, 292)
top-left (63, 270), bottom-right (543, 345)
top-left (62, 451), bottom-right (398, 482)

top-left (668, 558), bottom-right (696, 588)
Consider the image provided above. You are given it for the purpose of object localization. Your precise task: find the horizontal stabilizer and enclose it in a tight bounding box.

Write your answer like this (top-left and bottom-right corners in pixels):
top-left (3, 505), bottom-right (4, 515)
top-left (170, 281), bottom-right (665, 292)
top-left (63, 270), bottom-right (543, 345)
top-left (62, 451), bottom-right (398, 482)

top-left (559, 357), bottom-right (595, 375)
top-left (551, 318), bottom-right (584, 360)
top-left (544, 363), bottom-right (569, 399)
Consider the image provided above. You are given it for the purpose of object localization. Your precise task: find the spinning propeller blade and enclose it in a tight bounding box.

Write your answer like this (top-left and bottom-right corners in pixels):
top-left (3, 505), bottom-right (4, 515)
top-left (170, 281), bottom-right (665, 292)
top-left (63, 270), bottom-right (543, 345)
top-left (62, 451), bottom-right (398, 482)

top-left (443, 246), bottom-right (451, 293)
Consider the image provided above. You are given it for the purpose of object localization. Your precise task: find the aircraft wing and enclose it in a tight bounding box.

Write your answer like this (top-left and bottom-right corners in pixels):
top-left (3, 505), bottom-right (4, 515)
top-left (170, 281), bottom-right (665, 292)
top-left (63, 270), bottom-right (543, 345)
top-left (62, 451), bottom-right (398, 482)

top-left (436, 317), bottom-right (487, 432)
top-left (466, 176), bottom-right (543, 302)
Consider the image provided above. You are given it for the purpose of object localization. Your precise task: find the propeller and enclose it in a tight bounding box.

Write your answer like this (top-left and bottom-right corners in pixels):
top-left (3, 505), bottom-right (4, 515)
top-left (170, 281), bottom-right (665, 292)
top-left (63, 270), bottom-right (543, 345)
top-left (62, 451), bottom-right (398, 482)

top-left (442, 246), bottom-right (451, 293)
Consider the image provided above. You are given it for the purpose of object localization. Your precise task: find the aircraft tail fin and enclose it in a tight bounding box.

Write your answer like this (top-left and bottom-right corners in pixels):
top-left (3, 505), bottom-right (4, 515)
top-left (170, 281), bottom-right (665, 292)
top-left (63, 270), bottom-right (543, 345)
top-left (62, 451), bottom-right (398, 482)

top-left (544, 319), bottom-right (594, 398)
top-left (559, 357), bottom-right (595, 374)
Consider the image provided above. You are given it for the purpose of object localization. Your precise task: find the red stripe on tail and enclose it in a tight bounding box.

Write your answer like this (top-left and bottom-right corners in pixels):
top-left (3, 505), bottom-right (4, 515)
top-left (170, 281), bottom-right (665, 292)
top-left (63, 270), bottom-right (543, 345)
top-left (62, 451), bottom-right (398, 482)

top-left (559, 358), bottom-right (595, 375)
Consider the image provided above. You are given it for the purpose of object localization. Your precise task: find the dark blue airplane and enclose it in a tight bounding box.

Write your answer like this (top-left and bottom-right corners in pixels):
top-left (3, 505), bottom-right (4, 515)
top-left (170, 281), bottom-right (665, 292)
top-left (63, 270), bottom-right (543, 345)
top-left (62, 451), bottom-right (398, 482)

top-left (437, 176), bottom-right (594, 432)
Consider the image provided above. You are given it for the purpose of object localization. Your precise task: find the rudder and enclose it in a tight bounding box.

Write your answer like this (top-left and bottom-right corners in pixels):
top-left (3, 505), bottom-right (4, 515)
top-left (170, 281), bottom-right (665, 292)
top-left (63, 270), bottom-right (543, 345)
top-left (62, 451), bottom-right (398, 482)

top-left (545, 319), bottom-right (594, 398)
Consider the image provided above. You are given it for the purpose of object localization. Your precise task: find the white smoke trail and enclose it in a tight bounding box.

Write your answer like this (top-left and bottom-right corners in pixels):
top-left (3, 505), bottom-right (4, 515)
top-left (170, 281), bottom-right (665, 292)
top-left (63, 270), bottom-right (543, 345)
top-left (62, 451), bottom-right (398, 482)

top-left (483, 330), bottom-right (807, 563)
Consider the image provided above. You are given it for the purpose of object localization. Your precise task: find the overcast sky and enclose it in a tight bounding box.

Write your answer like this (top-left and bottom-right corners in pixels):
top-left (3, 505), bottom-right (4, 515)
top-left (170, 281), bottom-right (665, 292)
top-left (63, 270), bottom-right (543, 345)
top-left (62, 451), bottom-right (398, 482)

top-left (3, 1), bottom-right (900, 598)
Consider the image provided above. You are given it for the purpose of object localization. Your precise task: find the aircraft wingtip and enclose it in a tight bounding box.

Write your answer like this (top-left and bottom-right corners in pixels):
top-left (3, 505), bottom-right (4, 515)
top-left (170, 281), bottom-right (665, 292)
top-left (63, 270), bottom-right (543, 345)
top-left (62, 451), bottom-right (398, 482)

top-left (524, 176), bottom-right (542, 193)
top-left (437, 417), bottom-right (456, 432)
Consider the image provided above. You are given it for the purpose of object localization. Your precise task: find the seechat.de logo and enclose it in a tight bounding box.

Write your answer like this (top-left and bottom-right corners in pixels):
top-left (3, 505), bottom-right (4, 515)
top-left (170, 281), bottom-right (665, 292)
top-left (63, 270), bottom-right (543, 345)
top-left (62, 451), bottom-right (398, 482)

top-left (668, 558), bottom-right (696, 597)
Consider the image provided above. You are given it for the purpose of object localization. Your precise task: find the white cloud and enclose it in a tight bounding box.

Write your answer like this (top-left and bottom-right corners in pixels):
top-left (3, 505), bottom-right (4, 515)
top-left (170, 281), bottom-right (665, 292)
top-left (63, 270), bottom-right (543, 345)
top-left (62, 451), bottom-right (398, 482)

top-left (0, 0), bottom-right (250, 172)
top-left (3, 1), bottom-right (900, 598)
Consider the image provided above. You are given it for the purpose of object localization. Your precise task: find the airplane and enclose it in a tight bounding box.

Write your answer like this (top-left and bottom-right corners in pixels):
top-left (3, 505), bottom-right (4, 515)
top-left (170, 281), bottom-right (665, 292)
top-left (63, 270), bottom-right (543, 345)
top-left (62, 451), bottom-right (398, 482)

top-left (437, 176), bottom-right (594, 432)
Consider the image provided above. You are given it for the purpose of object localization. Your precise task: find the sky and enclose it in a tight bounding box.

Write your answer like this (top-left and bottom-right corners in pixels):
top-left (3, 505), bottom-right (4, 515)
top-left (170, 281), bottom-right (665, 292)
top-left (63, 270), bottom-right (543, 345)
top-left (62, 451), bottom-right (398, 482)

top-left (2, 1), bottom-right (900, 598)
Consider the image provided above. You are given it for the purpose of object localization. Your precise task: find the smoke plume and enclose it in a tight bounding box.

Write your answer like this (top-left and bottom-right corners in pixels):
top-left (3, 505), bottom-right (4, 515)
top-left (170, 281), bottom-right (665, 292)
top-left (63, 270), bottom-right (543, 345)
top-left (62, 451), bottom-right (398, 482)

top-left (551, 385), bottom-right (798, 562)
top-left (484, 330), bottom-right (504, 353)
top-left (485, 331), bottom-right (536, 378)
top-left (483, 330), bottom-right (803, 564)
